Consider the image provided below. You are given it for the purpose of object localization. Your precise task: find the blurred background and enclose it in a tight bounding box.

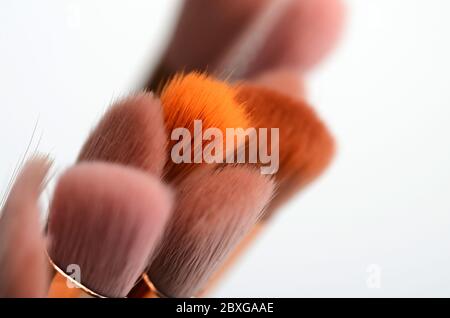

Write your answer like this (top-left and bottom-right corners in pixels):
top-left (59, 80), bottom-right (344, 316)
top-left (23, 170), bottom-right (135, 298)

top-left (1, 0), bottom-right (450, 297)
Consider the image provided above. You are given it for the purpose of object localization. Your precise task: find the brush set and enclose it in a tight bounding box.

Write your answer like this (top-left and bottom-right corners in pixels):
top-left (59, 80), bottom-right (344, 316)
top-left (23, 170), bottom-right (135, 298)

top-left (0, 0), bottom-right (344, 298)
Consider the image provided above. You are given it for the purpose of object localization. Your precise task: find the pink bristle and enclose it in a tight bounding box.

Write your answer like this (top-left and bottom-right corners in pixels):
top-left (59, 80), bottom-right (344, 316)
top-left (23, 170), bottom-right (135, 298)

top-left (47, 162), bottom-right (172, 298)
top-left (0, 157), bottom-right (51, 297)
top-left (148, 165), bottom-right (274, 297)
top-left (78, 92), bottom-right (167, 177)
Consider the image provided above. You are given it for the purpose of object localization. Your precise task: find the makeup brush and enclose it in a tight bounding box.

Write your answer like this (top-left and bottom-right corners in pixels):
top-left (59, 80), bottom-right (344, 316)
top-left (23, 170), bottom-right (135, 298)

top-left (133, 165), bottom-right (274, 298)
top-left (46, 162), bottom-right (172, 298)
top-left (0, 157), bottom-right (51, 298)
top-left (48, 93), bottom-right (168, 297)
top-left (203, 78), bottom-right (335, 293)
top-left (237, 0), bottom-right (345, 78)
top-left (78, 92), bottom-right (167, 177)
top-left (145, 0), bottom-right (270, 91)
top-left (236, 82), bottom-right (334, 215)
top-left (146, 0), bottom-right (344, 88)
top-left (160, 72), bottom-right (249, 181)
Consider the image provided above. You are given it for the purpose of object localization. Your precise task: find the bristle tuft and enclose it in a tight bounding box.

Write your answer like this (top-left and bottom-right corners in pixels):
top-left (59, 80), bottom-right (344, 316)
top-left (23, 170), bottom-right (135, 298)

top-left (161, 72), bottom-right (250, 181)
top-left (0, 157), bottom-right (51, 297)
top-left (47, 162), bottom-right (172, 298)
top-left (78, 92), bottom-right (167, 177)
top-left (235, 83), bottom-right (335, 215)
top-left (148, 165), bottom-right (274, 297)
top-left (161, 72), bottom-right (249, 133)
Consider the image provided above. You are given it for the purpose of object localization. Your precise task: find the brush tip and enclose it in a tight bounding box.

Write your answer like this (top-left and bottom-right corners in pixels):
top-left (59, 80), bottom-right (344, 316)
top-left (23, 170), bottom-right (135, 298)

top-left (48, 162), bottom-right (172, 297)
top-left (78, 92), bottom-right (168, 177)
top-left (149, 165), bottom-right (274, 297)
top-left (0, 156), bottom-right (51, 297)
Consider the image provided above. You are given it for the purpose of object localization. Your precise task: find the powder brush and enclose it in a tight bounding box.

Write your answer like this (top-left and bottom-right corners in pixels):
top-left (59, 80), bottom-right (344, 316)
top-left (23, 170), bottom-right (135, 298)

top-left (204, 74), bottom-right (335, 293)
top-left (78, 92), bottom-right (167, 177)
top-left (47, 162), bottom-right (172, 298)
top-left (133, 165), bottom-right (274, 298)
top-left (0, 157), bottom-right (51, 297)
top-left (146, 0), bottom-right (344, 89)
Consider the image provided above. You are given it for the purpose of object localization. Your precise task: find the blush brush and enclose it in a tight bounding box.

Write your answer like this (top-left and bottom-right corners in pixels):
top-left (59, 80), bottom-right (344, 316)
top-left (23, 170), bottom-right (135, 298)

top-left (47, 162), bottom-right (172, 298)
top-left (204, 73), bottom-right (335, 292)
top-left (130, 165), bottom-right (274, 298)
top-left (146, 0), bottom-right (344, 88)
top-left (48, 92), bottom-right (169, 297)
top-left (235, 80), bottom-right (334, 215)
top-left (78, 92), bottom-right (168, 176)
top-left (0, 157), bottom-right (51, 297)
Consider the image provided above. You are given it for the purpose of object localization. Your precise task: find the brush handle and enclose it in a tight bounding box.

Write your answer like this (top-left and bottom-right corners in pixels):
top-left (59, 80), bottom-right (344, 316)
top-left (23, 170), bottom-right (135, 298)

top-left (128, 274), bottom-right (165, 298)
top-left (47, 272), bottom-right (94, 298)
top-left (47, 259), bottom-right (102, 298)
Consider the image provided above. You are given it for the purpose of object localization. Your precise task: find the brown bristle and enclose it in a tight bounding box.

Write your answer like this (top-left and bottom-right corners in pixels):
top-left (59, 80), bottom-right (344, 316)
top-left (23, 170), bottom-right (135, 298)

top-left (145, 0), bottom-right (269, 90)
top-left (146, 0), bottom-right (344, 88)
top-left (147, 165), bottom-right (274, 297)
top-left (78, 92), bottom-right (167, 177)
top-left (235, 83), bottom-right (335, 217)
top-left (0, 157), bottom-right (51, 297)
top-left (239, 0), bottom-right (345, 77)
top-left (47, 162), bottom-right (172, 298)
top-left (160, 72), bottom-right (249, 181)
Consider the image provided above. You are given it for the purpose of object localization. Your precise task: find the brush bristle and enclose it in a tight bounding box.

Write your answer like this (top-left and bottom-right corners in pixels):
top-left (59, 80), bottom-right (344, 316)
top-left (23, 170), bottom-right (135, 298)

top-left (242, 0), bottom-right (345, 77)
top-left (0, 157), bottom-right (51, 297)
top-left (161, 72), bottom-right (250, 180)
top-left (78, 92), bottom-right (167, 177)
top-left (146, 0), bottom-right (269, 90)
top-left (161, 72), bottom-right (249, 133)
top-left (47, 162), bottom-right (172, 298)
top-left (235, 83), bottom-right (335, 216)
top-left (148, 165), bottom-right (274, 297)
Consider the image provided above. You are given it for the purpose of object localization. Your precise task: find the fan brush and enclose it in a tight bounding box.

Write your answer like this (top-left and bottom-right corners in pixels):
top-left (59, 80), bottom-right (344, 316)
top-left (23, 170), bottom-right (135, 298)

top-left (131, 165), bottom-right (274, 297)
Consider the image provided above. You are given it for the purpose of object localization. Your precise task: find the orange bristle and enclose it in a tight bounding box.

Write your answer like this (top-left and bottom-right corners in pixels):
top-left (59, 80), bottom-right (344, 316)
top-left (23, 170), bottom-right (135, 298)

top-left (160, 72), bottom-right (249, 181)
top-left (203, 80), bottom-right (335, 294)
top-left (235, 82), bottom-right (335, 217)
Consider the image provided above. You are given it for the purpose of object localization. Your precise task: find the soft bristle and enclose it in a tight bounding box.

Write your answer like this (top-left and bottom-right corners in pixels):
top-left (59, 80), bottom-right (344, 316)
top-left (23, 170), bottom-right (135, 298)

top-left (78, 92), bottom-right (167, 177)
top-left (0, 157), bottom-right (51, 297)
top-left (145, 0), bottom-right (269, 90)
top-left (148, 165), bottom-right (274, 297)
top-left (235, 83), bottom-right (335, 217)
top-left (47, 162), bottom-right (172, 298)
top-left (242, 0), bottom-right (345, 77)
top-left (161, 72), bottom-right (248, 133)
top-left (160, 72), bottom-right (249, 181)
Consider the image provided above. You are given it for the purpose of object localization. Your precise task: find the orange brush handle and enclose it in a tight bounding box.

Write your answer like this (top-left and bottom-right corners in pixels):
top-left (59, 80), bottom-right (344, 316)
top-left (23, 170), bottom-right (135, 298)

top-left (48, 273), bottom-right (90, 298)
top-left (47, 260), bottom-right (102, 298)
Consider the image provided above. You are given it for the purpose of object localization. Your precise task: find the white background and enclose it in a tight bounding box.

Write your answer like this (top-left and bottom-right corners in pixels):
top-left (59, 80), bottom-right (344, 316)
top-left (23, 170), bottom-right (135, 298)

top-left (1, 0), bottom-right (450, 297)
